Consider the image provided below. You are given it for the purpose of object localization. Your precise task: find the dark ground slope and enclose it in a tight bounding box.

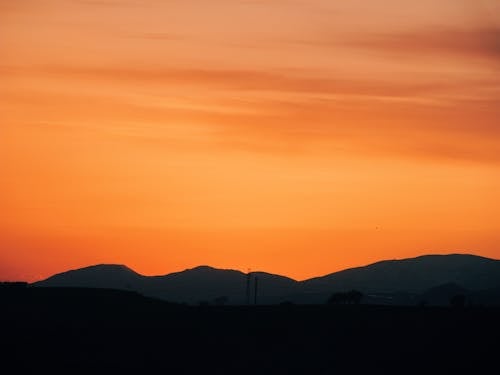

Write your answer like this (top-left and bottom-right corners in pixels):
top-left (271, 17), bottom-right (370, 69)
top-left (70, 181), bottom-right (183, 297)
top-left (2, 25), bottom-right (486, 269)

top-left (2, 286), bottom-right (499, 374)
top-left (32, 254), bottom-right (500, 305)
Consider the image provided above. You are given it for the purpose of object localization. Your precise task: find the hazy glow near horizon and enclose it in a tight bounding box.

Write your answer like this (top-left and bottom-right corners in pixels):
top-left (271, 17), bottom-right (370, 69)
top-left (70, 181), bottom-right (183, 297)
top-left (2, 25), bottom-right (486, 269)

top-left (1, 0), bottom-right (499, 282)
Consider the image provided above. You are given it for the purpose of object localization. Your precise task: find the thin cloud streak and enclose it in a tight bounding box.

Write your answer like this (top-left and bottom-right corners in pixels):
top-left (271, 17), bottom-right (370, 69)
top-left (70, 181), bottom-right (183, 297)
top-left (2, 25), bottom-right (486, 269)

top-left (349, 27), bottom-right (500, 63)
top-left (2, 78), bottom-right (499, 164)
top-left (18, 64), bottom-right (499, 102)
top-left (2, 60), bottom-right (499, 163)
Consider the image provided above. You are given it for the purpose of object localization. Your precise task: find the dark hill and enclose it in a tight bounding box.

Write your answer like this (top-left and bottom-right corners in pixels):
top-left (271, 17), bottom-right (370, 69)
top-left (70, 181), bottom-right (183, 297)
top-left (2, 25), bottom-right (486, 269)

top-left (34, 265), bottom-right (299, 304)
top-left (298, 254), bottom-right (500, 303)
top-left (32, 254), bottom-right (500, 305)
top-left (140, 266), bottom-right (299, 304)
top-left (34, 264), bottom-right (146, 290)
top-left (148, 265), bottom-right (248, 304)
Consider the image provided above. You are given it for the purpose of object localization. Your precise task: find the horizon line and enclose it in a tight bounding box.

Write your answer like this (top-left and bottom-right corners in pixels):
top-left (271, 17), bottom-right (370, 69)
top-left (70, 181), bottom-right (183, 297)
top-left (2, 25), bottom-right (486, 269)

top-left (21, 252), bottom-right (498, 284)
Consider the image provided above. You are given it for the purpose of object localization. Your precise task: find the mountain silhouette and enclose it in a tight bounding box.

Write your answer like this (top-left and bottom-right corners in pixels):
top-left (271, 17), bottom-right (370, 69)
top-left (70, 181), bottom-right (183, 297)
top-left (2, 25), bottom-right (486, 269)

top-left (34, 264), bottom-right (299, 304)
top-left (33, 254), bottom-right (500, 305)
top-left (35, 264), bottom-right (146, 290)
top-left (147, 265), bottom-right (249, 304)
top-left (149, 266), bottom-right (299, 304)
top-left (298, 254), bottom-right (500, 303)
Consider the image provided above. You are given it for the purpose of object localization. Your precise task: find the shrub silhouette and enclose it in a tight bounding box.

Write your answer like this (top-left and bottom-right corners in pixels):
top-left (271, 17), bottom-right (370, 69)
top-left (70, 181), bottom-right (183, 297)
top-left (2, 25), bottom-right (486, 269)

top-left (214, 296), bottom-right (228, 306)
top-left (418, 299), bottom-right (428, 307)
top-left (347, 290), bottom-right (363, 304)
top-left (327, 290), bottom-right (363, 304)
top-left (450, 294), bottom-right (466, 308)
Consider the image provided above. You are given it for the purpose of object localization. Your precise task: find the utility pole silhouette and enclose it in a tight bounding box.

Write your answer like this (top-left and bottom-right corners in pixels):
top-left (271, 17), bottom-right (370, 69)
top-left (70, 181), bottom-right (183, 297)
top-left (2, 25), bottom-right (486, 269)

top-left (245, 269), bottom-right (259, 305)
top-left (246, 269), bottom-right (251, 305)
top-left (254, 276), bottom-right (258, 305)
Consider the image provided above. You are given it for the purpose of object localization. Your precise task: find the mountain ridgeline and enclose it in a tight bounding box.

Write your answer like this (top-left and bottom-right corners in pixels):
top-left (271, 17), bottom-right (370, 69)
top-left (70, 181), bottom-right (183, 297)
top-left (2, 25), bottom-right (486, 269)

top-left (32, 254), bottom-right (500, 306)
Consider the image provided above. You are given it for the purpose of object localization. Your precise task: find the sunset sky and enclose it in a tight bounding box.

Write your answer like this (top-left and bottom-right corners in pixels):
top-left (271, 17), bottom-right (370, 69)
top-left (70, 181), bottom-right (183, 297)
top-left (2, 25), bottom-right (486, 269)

top-left (1, 0), bottom-right (499, 282)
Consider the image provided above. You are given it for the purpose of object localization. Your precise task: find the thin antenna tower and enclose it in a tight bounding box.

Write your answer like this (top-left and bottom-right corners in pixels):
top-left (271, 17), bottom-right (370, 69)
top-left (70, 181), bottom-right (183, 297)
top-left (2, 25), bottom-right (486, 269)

top-left (246, 269), bottom-right (251, 305)
top-left (254, 276), bottom-right (258, 305)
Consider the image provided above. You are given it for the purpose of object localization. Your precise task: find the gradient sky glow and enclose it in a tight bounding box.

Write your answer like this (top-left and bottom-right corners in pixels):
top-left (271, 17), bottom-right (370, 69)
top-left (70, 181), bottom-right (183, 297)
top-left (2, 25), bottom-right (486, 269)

top-left (1, 0), bottom-right (499, 281)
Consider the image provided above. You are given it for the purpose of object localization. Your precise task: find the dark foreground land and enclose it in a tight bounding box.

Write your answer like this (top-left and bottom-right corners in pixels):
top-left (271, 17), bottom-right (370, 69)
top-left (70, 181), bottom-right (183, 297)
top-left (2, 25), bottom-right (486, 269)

top-left (2, 287), bottom-right (499, 374)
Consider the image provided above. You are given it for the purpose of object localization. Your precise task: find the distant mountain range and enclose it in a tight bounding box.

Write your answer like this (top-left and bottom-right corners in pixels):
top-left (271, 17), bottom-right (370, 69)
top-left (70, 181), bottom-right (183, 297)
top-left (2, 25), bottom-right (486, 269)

top-left (33, 254), bottom-right (500, 306)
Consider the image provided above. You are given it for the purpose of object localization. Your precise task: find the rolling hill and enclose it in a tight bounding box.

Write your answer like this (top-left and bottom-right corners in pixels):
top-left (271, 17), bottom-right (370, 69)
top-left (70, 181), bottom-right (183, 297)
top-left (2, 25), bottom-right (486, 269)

top-left (298, 254), bottom-right (500, 303)
top-left (34, 264), bottom-right (299, 304)
top-left (33, 254), bottom-right (500, 305)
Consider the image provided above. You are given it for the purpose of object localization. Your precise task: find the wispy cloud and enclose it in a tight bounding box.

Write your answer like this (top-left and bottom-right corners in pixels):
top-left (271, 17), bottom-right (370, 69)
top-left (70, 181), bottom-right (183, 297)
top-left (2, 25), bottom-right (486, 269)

top-left (30, 64), bottom-right (498, 103)
top-left (131, 32), bottom-right (184, 40)
top-left (75, 0), bottom-right (140, 6)
top-left (350, 27), bottom-right (500, 63)
top-left (4, 63), bottom-right (499, 163)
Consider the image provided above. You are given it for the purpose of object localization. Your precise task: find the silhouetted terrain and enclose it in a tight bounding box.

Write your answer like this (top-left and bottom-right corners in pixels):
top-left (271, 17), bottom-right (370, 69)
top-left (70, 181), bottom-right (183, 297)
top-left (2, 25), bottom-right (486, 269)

top-left (33, 254), bottom-right (500, 305)
top-left (34, 264), bottom-right (299, 305)
top-left (299, 254), bottom-right (500, 303)
top-left (1, 285), bottom-right (499, 374)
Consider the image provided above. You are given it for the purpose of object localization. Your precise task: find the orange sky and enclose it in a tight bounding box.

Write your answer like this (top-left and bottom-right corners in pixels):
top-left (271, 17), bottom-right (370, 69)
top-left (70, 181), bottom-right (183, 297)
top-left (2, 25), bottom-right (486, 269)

top-left (1, 0), bottom-right (499, 282)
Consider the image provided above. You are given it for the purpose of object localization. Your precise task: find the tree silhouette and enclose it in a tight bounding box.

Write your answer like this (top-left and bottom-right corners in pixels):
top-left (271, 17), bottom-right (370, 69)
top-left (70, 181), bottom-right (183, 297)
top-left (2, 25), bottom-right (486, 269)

top-left (214, 296), bottom-right (228, 306)
top-left (327, 290), bottom-right (363, 305)
top-left (418, 299), bottom-right (428, 307)
top-left (450, 294), bottom-right (466, 308)
top-left (327, 292), bottom-right (345, 304)
top-left (347, 290), bottom-right (363, 304)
